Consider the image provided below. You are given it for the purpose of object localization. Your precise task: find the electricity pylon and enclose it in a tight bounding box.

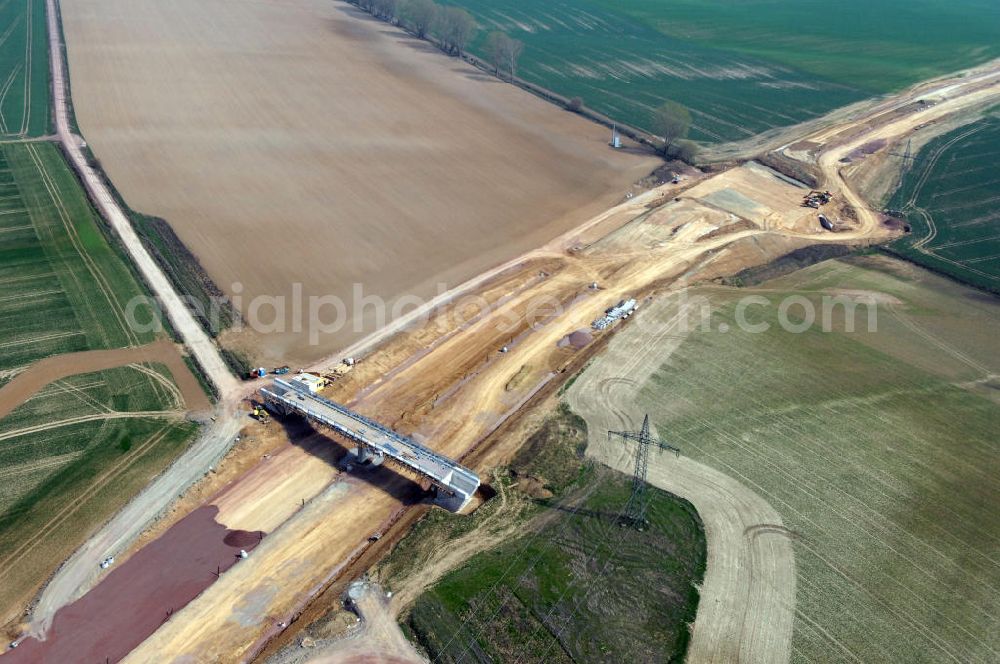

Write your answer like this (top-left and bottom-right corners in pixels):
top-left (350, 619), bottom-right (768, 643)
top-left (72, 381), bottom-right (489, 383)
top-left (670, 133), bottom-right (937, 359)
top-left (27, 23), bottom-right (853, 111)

top-left (608, 415), bottom-right (680, 529)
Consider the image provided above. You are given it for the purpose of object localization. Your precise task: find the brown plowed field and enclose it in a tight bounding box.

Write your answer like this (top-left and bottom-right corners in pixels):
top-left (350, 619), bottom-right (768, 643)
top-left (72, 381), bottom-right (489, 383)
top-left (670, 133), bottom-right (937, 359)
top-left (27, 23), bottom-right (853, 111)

top-left (59, 0), bottom-right (656, 365)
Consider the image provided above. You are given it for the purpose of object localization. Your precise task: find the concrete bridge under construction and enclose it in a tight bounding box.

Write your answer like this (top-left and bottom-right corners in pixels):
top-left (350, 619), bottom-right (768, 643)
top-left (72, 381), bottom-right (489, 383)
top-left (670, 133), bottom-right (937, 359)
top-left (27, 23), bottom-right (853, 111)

top-left (261, 378), bottom-right (480, 511)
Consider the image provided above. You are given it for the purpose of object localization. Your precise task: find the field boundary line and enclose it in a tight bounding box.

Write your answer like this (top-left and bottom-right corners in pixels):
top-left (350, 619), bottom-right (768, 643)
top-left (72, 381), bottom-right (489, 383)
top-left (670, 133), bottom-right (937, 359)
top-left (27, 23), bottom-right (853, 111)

top-left (19, 0), bottom-right (32, 136)
top-left (0, 410), bottom-right (179, 444)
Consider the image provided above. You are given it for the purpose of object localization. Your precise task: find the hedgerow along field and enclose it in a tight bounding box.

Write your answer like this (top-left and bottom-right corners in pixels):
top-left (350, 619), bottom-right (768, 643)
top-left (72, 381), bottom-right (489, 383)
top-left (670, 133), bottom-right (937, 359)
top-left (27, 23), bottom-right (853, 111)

top-left (0, 0), bottom-right (49, 137)
top-left (450, 0), bottom-right (1000, 142)
top-left (0, 142), bottom-right (200, 619)
top-left (631, 257), bottom-right (1000, 663)
top-left (886, 114), bottom-right (1000, 293)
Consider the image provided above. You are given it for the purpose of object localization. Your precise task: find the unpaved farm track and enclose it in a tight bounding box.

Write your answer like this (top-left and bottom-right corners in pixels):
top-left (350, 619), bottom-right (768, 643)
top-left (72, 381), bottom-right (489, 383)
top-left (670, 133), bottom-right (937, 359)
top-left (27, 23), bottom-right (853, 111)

top-left (566, 298), bottom-right (796, 664)
top-left (0, 338), bottom-right (209, 419)
top-left (45, 0), bottom-right (236, 396)
top-left (26, 0), bottom-right (244, 638)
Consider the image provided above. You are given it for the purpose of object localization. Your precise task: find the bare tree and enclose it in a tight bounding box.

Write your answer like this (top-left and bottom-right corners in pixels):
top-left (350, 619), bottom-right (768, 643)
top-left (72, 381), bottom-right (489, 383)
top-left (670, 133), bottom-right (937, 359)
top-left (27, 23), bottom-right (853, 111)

top-left (651, 101), bottom-right (692, 155)
top-left (372, 0), bottom-right (398, 22)
top-left (482, 31), bottom-right (523, 81)
top-left (504, 36), bottom-right (523, 81)
top-left (483, 31), bottom-right (507, 76)
top-left (434, 6), bottom-right (477, 57)
top-left (404, 0), bottom-right (438, 38)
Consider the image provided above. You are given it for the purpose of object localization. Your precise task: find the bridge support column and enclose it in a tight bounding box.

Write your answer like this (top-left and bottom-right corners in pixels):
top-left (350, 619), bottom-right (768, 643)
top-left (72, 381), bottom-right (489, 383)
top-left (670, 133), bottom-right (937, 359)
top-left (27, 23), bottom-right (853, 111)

top-left (433, 487), bottom-right (471, 512)
top-left (348, 446), bottom-right (385, 467)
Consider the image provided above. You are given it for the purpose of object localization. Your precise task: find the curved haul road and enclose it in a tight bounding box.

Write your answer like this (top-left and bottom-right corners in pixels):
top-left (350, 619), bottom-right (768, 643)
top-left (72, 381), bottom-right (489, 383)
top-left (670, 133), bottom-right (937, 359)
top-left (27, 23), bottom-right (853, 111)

top-left (29, 0), bottom-right (243, 637)
top-left (566, 301), bottom-right (796, 664)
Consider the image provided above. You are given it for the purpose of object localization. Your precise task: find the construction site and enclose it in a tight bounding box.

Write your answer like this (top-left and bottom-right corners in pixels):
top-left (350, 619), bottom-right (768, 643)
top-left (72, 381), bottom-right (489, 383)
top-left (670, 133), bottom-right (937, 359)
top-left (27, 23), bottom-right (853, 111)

top-left (1, 0), bottom-right (999, 661)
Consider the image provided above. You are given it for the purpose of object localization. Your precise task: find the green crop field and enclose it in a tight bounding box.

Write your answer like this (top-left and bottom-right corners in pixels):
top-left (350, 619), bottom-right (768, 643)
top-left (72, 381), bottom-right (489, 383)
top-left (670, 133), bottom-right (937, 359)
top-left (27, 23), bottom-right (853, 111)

top-left (610, 257), bottom-right (999, 662)
top-left (0, 141), bottom-right (201, 615)
top-left (0, 0), bottom-right (49, 137)
top-left (887, 113), bottom-right (1000, 293)
top-left (0, 143), bottom-right (161, 368)
top-left (446, 0), bottom-right (1000, 142)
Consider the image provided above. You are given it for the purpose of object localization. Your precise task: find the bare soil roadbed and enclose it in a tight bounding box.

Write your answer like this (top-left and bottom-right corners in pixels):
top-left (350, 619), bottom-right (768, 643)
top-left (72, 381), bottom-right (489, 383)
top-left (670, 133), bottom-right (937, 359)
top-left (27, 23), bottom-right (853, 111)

top-left (5, 507), bottom-right (263, 663)
top-left (58, 0), bottom-right (657, 364)
top-left (276, 582), bottom-right (427, 664)
top-left (37, 59), bottom-right (1000, 656)
top-left (31, 1), bottom-right (1000, 659)
top-left (0, 339), bottom-right (209, 419)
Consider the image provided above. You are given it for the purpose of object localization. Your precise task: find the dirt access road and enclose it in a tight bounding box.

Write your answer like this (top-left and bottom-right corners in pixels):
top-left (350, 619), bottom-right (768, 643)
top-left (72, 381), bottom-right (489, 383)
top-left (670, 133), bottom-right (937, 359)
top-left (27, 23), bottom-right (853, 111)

top-left (270, 582), bottom-right (427, 664)
top-left (565, 298), bottom-right (796, 664)
top-left (814, 61), bottom-right (1000, 235)
top-left (703, 58), bottom-right (1000, 162)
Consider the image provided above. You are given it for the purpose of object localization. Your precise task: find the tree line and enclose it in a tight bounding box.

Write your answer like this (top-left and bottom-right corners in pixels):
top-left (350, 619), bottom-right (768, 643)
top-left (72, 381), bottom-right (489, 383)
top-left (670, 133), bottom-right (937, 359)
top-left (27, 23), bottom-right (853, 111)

top-left (352, 0), bottom-right (523, 80)
top-left (351, 0), bottom-right (698, 163)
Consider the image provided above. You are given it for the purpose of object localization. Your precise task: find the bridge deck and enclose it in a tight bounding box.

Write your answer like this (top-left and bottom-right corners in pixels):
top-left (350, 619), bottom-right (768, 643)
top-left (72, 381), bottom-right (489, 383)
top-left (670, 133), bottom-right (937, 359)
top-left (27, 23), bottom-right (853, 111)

top-left (261, 379), bottom-right (480, 505)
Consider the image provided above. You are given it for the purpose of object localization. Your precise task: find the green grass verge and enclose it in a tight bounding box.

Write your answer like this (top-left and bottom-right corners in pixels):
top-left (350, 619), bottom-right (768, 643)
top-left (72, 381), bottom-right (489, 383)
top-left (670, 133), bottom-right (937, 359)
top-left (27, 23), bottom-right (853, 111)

top-left (380, 406), bottom-right (705, 663)
top-left (79, 145), bottom-right (241, 339)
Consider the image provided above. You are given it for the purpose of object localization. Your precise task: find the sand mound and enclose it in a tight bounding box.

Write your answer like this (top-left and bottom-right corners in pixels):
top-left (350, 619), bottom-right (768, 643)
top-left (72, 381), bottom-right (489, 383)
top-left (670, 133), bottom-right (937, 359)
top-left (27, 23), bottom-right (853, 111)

top-left (557, 329), bottom-right (593, 349)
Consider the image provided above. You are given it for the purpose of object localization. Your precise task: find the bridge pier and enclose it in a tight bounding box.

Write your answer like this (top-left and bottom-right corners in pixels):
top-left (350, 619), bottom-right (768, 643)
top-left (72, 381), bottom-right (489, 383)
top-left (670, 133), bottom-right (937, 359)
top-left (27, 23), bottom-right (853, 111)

top-left (353, 446), bottom-right (385, 467)
top-left (433, 488), bottom-right (469, 512)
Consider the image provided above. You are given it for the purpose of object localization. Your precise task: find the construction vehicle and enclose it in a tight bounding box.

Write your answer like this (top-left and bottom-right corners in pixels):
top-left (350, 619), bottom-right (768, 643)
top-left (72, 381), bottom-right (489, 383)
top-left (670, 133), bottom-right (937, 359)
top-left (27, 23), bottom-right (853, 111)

top-left (819, 214), bottom-right (834, 231)
top-left (803, 190), bottom-right (832, 208)
top-left (251, 403), bottom-right (270, 422)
